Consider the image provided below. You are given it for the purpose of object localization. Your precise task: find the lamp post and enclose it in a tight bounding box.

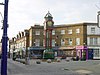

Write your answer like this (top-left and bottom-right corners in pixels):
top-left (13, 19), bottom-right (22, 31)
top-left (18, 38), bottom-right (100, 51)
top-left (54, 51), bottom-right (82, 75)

top-left (0, 12), bottom-right (3, 29)
top-left (97, 11), bottom-right (100, 28)
top-left (1, 0), bottom-right (9, 75)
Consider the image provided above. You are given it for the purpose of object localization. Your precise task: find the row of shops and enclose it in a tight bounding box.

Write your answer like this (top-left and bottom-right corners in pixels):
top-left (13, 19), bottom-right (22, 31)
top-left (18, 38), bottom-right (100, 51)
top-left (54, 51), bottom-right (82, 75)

top-left (11, 46), bottom-right (100, 60)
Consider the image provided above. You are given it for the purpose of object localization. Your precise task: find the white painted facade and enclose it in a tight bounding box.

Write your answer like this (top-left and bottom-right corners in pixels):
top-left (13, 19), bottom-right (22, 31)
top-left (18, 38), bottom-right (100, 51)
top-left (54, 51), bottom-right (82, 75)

top-left (87, 23), bottom-right (100, 59)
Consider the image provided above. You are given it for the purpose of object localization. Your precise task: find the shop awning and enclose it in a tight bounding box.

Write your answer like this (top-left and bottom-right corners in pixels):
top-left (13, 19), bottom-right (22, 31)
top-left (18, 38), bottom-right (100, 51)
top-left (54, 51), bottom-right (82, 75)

top-left (28, 47), bottom-right (45, 51)
top-left (59, 46), bottom-right (75, 50)
top-left (52, 47), bottom-right (60, 50)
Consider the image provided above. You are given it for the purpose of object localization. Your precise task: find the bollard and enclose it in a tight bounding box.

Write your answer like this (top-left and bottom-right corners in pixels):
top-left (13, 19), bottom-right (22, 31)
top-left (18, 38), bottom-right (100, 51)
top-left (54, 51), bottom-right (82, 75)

top-left (47, 59), bottom-right (51, 63)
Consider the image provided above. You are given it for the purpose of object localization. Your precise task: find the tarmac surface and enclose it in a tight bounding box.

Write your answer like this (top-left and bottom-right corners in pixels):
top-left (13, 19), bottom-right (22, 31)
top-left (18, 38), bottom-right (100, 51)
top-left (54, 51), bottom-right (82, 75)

top-left (1, 59), bottom-right (100, 75)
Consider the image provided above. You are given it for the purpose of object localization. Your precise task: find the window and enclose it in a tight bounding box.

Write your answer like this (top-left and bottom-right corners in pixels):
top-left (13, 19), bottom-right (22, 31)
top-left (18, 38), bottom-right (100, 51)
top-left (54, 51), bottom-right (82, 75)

top-left (90, 38), bottom-right (93, 45)
top-left (68, 38), bottom-right (72, 45)
top-left (76, 38), bottom-right (80, 45)
top-left (68, 29), bottom-right (72, 34)
top-left (94, 38), bottom-right (98, 45)
top-left (90, 37), bottom-right (98, 45)
top-left (61, 39), bottom-right (65, 46)
top-left (93, 49), bottom-right (99, 57)
top-left (43, 39), bottom-right (45, 46)
top-left (61, 30), bottom-right (65, 34)
top-left (76, 28), bottom-right (80, 33)
top-left (52, 30), bottom-right (55, 35)
top-left (35, 39), bottom-right (40, 46)
top-left (91, 27), bottom-right (95, 34)
top-left (52, 39), bottom-right (55, 47)
top-left (35, 31), bottom-right (40, 35)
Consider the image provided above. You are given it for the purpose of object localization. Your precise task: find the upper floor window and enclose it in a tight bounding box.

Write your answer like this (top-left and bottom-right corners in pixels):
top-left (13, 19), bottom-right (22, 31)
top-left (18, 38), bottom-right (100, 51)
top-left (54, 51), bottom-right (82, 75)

top-left (91, 27), bottom-right (95, 34)
top-left (76, 38), bottom-right (80, 45)
top-left (68, 29), bottom-right (72, 34)
top-left (90, 38), bottom-right (93, 45)
top-left (61, 39), bottom-right (65, 46)
top-left (43, 39), bottom-right (45, 47)
top-left (68, 38), bottom-right (72, 45)
top-left (90, 37), bottom-right (98, 45)
top-left (52, 30), bottom-right (55, 35)
top-left (76, 28), bottom-right (80, 33)
top-left (35, 39), bottom-right (40, 46)
top-left (52, 39), bottom-right (55, 47)
top-left (61, 30), bottom-right (65, 34)
top-left (94, 38), bottom-right (98, 45)
top-left (35, 31), bottom-right (40, 35)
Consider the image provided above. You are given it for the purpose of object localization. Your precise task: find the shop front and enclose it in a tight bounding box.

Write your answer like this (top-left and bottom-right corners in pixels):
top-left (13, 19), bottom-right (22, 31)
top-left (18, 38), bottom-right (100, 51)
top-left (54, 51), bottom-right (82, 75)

top-left (76, 46), bottom-right (88, 60)
top-left (58, 46), bottom-right (76, 59)
top-left (88, 47), bottom-right (100, 59)
top-left (28, 47), bottom-right (45, 59)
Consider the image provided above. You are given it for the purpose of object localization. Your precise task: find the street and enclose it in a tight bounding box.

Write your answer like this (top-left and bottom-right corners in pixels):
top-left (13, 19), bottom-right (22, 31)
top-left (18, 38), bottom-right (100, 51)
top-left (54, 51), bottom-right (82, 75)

top-left (7, 59), bottom-right (81, 75)
top-left (0, 59), bottom-right (100, 75)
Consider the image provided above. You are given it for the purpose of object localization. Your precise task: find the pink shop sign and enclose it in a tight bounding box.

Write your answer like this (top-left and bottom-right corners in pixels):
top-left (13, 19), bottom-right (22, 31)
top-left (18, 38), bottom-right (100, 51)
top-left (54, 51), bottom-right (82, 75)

top-left (76, 46), bottom-right (84, 49)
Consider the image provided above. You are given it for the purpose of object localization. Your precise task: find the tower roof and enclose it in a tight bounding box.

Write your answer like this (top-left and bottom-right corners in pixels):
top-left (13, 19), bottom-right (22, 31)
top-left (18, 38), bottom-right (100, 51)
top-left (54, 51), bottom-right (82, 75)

top-left (44, 11), bottom-right (53, 19)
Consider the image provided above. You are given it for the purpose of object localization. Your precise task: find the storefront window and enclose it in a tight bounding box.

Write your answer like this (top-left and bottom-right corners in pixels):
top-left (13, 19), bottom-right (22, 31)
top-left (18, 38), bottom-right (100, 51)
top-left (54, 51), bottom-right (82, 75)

top-left (93, 49), bottom-right (99, 57)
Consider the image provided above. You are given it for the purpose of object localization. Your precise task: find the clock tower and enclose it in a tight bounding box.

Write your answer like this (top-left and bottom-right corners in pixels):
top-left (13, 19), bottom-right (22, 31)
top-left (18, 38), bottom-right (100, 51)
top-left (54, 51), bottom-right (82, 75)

top-left (43, 11), bottom-right (54, 59)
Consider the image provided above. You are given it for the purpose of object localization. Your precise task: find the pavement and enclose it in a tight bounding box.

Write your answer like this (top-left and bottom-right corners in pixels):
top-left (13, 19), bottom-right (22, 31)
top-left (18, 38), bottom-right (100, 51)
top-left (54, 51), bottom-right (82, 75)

top-left (1, 59), bottom-right (100, 75)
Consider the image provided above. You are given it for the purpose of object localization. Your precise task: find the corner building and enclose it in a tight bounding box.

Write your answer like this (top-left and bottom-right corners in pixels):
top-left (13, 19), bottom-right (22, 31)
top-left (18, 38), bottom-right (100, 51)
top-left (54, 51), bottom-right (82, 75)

top-left (28, 23), bottom-right (88, 59)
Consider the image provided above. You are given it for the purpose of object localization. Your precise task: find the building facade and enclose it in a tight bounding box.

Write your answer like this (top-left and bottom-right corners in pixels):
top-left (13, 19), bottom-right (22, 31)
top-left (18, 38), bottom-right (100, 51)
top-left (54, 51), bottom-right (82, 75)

top-left (87, 23), bottom-right (100, 59)
top-left (9, 30), bottom-right (29, 59)
top-left (9, 12), bottom-right (100, 60)
top-left (9, 22), bottom-right (100, 60)
top-left (27, 23), bottom-right (88, 59)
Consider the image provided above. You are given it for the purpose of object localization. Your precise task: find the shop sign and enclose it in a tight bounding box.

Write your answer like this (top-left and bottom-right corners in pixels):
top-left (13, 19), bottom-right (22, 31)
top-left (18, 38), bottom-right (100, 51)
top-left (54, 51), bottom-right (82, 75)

top-left (76, 46), bottom-right (87, 49)
top-left (76, 46), bottom-right (84, 49)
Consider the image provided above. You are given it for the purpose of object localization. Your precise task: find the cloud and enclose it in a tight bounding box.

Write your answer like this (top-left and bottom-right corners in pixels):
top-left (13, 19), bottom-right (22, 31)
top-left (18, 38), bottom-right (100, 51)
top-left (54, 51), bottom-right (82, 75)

top-left (0, 0), bottom-right (99, 39)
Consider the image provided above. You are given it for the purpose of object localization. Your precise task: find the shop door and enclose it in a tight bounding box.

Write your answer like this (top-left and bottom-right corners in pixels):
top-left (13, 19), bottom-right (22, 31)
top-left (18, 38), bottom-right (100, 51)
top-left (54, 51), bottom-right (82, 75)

top-left (88, 49), bottom-right (93, 59)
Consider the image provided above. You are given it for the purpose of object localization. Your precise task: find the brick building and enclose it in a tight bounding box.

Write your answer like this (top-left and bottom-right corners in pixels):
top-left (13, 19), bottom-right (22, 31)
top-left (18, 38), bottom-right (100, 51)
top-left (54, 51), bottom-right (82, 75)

top-left (9, 12), bottom-right (100, 60)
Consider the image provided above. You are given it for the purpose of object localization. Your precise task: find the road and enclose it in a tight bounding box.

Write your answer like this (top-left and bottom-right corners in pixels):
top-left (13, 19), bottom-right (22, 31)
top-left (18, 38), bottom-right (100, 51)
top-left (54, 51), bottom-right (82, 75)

top-left (7, 59), bottom-right (81, 75)
top-left (1, 59), bottom-right (100, 75)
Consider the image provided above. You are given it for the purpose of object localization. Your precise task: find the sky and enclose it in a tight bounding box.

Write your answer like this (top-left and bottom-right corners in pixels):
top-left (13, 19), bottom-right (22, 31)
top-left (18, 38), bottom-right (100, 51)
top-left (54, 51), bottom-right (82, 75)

top-left (0, 0), bottom-right (100, 40)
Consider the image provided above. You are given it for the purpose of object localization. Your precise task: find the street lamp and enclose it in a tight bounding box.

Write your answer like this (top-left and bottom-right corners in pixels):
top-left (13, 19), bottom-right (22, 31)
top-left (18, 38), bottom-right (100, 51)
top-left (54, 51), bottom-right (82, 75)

top-left (97, 11), bottom-right (100, 28)
top-left (0, 0), bottom-right (9, 75)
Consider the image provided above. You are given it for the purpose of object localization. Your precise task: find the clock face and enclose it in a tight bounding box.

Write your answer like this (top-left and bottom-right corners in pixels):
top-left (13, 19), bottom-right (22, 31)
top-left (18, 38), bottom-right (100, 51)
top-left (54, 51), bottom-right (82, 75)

top-left (47, 21), bottom-right (53, 26)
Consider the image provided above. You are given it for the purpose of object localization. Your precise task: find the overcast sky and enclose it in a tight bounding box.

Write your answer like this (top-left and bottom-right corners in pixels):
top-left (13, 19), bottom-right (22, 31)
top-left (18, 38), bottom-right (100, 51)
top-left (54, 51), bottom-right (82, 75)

top-left (0, 0), bottom-right (100, 40)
